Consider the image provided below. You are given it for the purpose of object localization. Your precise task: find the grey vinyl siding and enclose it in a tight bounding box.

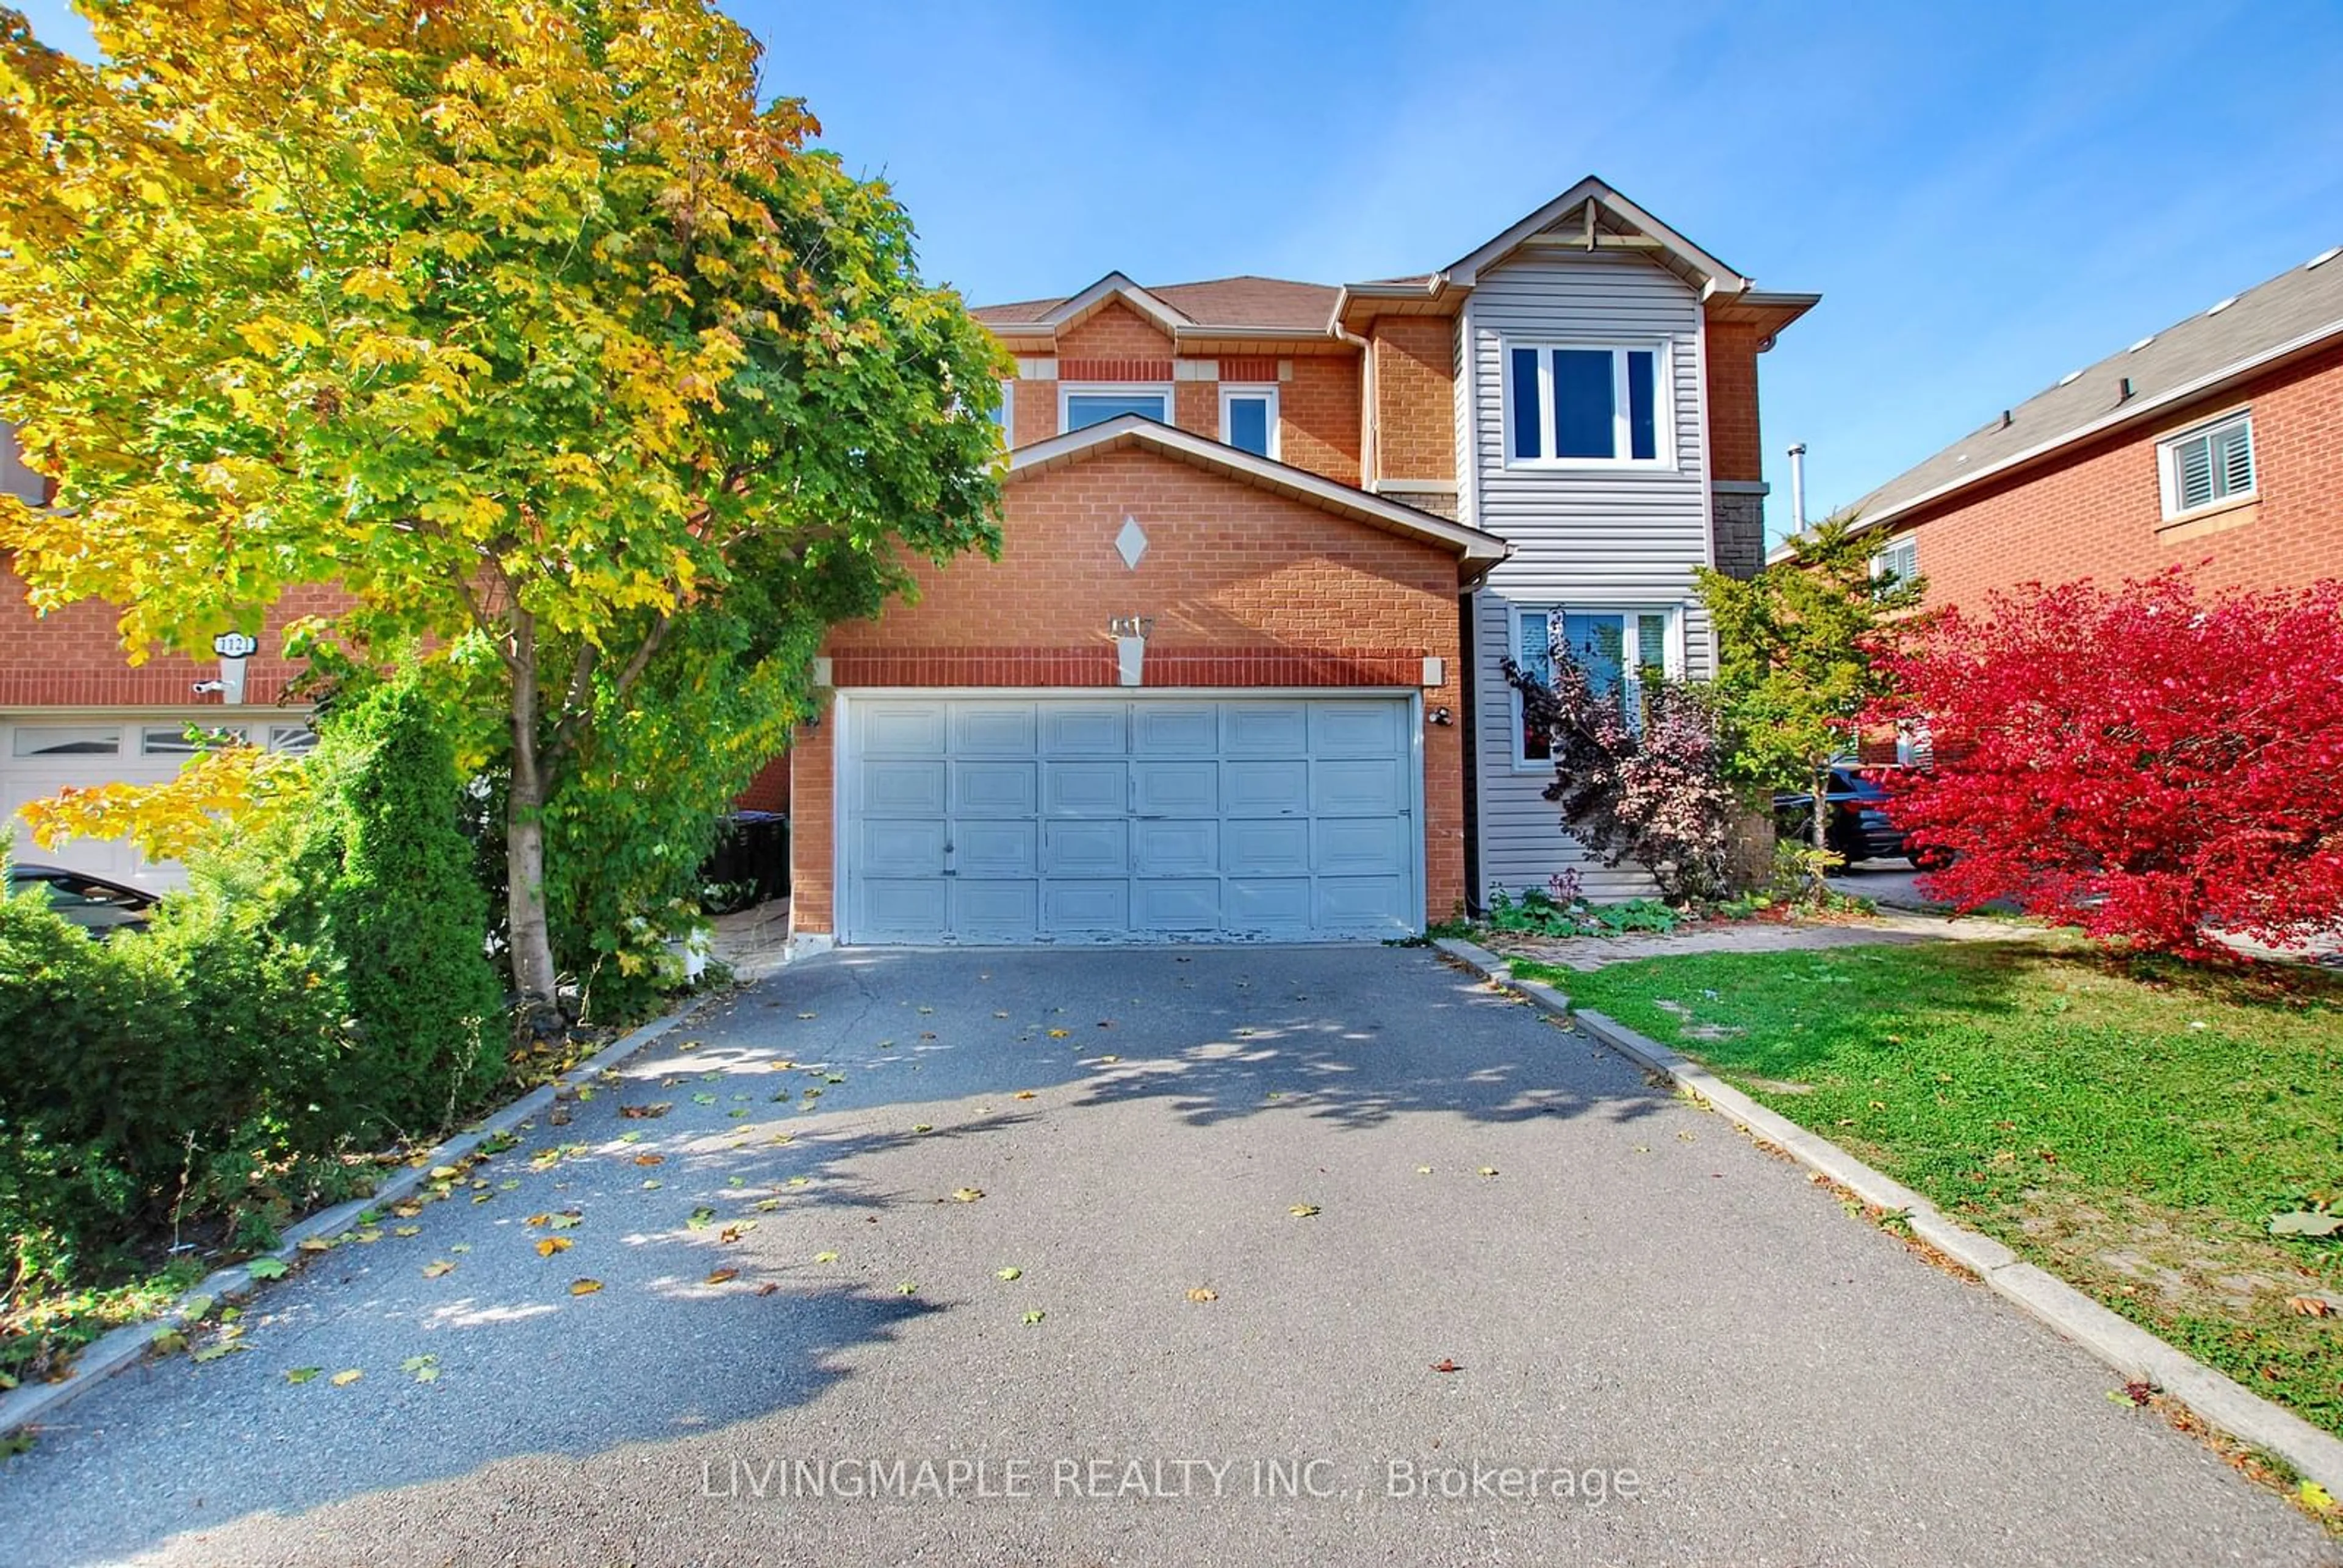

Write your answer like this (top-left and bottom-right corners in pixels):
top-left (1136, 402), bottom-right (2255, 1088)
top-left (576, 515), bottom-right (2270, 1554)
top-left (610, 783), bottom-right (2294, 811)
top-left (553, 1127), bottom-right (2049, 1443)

top-left (1459, 250), bottom-right (1715, 902)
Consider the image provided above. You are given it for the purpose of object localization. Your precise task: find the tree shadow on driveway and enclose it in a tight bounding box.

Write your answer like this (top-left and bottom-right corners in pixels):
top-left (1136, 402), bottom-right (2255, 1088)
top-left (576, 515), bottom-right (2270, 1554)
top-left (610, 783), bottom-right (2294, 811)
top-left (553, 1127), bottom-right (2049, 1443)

top-left (12, 944), bottom-right (1672, 1566)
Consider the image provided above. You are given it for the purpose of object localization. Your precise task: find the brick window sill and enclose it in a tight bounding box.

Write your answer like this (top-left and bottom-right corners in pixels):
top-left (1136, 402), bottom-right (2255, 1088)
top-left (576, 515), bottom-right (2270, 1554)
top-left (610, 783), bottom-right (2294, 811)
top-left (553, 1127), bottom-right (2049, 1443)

top-left (2156, 494), bottom-right (2259, 544)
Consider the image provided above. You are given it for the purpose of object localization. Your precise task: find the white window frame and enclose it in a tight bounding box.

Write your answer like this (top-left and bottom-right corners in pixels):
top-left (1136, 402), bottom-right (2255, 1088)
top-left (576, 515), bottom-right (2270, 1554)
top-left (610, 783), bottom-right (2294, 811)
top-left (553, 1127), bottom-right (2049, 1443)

top-left (2157, 409), bottom-right (2256, 519)
top-left (1871, 534), bottom-right (1918, 588)
top-left (1508, 604), bottom-right (1685, 769)
top-left (1500, 341), bottom-right (1672, 470)
top-left (1217, 383), bottom-right (1280, 459)
top-left (1059, 383), bottom-right (1173, 434)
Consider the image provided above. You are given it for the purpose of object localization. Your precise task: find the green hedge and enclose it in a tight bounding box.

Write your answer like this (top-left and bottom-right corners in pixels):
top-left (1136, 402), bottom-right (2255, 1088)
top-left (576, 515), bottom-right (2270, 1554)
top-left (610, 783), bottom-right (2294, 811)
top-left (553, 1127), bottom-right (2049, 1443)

top-left (1, 678), bottom-right (508, 1306)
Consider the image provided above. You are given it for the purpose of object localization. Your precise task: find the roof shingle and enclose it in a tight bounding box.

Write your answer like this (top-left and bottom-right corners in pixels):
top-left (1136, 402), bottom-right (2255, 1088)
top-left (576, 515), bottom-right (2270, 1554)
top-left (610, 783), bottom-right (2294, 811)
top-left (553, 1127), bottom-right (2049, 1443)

top-left (1855, 247), bottom-right (2343, 526)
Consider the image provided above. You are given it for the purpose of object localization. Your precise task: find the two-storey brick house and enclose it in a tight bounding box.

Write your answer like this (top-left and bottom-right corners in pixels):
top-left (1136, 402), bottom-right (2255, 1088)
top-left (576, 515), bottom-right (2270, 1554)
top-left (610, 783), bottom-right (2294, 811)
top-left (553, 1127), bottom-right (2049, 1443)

top-left (783, 178), bottom-right (1813, 945)
top-left (4, 178), bottom-right (1814, 942)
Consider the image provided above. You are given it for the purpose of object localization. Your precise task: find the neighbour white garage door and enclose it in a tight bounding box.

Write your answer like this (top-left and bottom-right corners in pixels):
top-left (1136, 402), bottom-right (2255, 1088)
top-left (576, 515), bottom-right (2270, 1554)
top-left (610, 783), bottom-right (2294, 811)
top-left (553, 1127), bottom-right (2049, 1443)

top-left (2, 716), bottom-right (315, 890)
top-left (843, 696), bottom-right (1420, 944)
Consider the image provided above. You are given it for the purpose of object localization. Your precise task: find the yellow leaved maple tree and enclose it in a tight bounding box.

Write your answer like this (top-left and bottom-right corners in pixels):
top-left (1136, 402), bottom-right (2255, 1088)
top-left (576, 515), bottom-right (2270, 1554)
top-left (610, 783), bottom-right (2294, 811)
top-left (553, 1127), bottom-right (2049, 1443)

top-left (0, 1), bottom-right (1006, 1007)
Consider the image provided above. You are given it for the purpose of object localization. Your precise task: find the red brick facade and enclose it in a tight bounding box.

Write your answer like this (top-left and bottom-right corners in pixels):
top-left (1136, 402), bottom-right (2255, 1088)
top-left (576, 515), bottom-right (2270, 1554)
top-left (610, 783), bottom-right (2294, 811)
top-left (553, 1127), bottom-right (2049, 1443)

top-left (1, 563), bottom-right (335, 709)
top-left (1704, 317), bottom-right (1769, 485)
top-left (1367, 317), bottom-right (1458, 485)
top-left (1868, 343), bottom-right (2343, 609)
top-left (788, 445), bottom-right (1469, 935)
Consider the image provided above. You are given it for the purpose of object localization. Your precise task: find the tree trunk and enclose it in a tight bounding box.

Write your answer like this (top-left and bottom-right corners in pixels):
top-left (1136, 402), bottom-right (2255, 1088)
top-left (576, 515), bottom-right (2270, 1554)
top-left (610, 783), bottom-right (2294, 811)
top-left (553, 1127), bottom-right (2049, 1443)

top-left (1812, 763), bottom-right (1830, 856)
top-left (505, 613), bottom-right (561, 1015)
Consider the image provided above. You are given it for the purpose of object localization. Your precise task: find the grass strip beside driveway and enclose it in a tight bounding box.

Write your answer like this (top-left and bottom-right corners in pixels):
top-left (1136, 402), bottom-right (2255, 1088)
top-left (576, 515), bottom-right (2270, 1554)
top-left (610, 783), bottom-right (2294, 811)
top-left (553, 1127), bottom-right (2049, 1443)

top-left (1526, 940), bottom-right (2343, 1442)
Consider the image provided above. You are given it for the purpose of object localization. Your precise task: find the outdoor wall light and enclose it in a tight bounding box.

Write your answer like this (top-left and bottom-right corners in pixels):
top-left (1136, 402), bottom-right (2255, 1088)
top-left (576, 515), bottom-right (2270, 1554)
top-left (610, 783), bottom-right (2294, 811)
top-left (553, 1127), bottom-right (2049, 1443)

top-left (1428, 707), bottom-right (1453, 726)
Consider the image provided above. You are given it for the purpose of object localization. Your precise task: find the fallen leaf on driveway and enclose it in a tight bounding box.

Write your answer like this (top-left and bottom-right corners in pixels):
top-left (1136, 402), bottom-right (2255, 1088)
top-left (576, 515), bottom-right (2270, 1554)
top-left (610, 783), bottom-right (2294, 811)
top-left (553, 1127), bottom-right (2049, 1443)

top-left (570, 1279), bottom-right (603, 1296)
top-left (797, 1012), bottom-right (818, 1020)
top-left (621, 1104), bottom-right (672, 1120)
top-left (1021, 1310), bottom-right (1045, 1325)
top-left (391, 1203), bottom-right (423, 1219)
top-left (1289, 1204), bottom-right (1320, 1218)
top-left (286, 1367), bottom-right (320, 1384)
top-left (1047, 1029), bottom-right (1070, 1039)
top-left (331, 1369), bottom-right (363, 1387)
top-left (951, 1188), bottom-right (985, 1203)
top-left (401, 1354), bottom-right (439, 1383)
top-left (705, 1268), bottom-right (740, 1286)
top-left (912, 1123), bottom-right (933, 1134)
top-left (1015, 1090), bottom-right (1036, 1100)
top-left (692, 1093), bottom-right (718, 1105)
top-left (815, 1251), bottom-right (840, 1264)
top-left (897, 1282), bottom-right (919, 1296)
top-left (2289, 1295), bottom-right (2335, 1318)
top-left (450, 1243), bottom-right (471, 1254)
top-left (1477, 1167), bottom-right (1499, 1178)
top-left (392, 1226), bottom-right (421, 1238)
top-left (536, 1237), bottom-right (572, 1257)
top-left (1098, 1054), bottom-right (1120, 1063)
top-left (247, 1256), bottom-right (289, 1281)
top-left (354, 1228), bottom-right (383, 1245)
top-left (1430, 1359), bottom-right (1461, 1373)
top-left (1416, 1166), bottom-right (1432, 1176)
top-left (634, 1154), bottom-right (664, 1167)
top-left (1186, 1287), bottom-right (1218, 1303)
top-left (755, 1282), bottom-right (780, 1296)
top-left (719, 1223), bottom-right (757, 1243)
top-left (422, 1260), bottom-right (455, 1279)
top-left (190, 1341), bottom-right (248, 1364)
top-left (996, 1267), bottom-right (1022, 1281)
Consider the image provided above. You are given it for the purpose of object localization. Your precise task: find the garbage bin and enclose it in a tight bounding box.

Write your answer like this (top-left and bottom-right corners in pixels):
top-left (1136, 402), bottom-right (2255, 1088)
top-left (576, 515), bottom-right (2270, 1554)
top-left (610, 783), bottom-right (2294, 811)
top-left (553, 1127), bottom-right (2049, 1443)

top-left (702, 811), bottom-right (789, 913)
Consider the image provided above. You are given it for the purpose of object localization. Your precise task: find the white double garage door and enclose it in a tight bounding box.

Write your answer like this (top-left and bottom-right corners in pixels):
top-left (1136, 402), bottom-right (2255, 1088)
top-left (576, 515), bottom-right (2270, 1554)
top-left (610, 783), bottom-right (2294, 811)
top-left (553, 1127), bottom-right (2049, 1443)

top-left (841, 694), bottom-right (1422, 944)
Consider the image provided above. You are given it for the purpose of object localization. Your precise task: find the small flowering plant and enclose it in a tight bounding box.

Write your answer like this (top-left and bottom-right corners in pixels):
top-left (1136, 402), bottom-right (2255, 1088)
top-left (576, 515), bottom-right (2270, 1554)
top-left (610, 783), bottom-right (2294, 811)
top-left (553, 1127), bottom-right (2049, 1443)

top-left (1502, 643), bottom-right (1737, 903)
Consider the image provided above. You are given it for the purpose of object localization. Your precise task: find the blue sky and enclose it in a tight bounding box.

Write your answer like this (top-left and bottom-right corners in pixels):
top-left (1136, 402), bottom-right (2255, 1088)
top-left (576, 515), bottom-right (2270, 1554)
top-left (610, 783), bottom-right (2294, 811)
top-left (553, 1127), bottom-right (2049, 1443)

top-left (20, 1), bottom-right (2343, 540)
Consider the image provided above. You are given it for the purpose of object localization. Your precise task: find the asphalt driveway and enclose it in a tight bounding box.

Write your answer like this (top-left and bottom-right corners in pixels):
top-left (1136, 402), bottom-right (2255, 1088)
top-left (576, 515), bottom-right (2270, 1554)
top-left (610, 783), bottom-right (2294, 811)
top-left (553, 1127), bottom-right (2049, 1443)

top-left (6, 946), bottom-right (2331, 1566)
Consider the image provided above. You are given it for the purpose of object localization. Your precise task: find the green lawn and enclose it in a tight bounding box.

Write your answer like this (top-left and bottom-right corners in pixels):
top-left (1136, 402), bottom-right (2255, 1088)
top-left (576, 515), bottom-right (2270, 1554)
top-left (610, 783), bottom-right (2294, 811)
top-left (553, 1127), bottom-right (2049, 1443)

top-left (1529, 940), bottom-right (2343, 1439)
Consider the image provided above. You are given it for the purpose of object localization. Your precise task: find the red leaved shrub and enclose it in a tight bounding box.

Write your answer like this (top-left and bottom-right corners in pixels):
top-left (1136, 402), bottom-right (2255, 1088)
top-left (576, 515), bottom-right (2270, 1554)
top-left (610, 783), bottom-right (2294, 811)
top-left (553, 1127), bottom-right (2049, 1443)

top-left (1868, 571), bottom-right (2343, 954)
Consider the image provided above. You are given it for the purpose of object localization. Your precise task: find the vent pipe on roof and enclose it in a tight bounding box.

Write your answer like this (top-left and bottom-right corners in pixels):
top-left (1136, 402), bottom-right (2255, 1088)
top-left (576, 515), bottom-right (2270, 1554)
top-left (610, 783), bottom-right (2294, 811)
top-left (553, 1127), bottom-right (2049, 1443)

top-left (1787, 442), bottom-right (1808, 531)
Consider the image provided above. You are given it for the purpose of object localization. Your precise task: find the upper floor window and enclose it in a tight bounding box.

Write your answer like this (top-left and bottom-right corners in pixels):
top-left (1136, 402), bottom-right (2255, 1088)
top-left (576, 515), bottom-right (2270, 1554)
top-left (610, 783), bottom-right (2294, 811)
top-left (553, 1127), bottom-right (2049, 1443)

top-left (1220, 385), bottom-right (1278, 458)
top-left (1062, 384), bottom-right (1170, 433)
top-left (1505, 343), bottom-right (1665, 466)
top-left (1871, 534), bottom-right (1918, 594)
top-left (993, 379), bottom-right (1014, 450)
top-left (2159, 411), bottom-right (2254, 517)
top-left (1513, 605), bottom-right (1679, 763)
top-left (1, 420), bottom-right (47, 506)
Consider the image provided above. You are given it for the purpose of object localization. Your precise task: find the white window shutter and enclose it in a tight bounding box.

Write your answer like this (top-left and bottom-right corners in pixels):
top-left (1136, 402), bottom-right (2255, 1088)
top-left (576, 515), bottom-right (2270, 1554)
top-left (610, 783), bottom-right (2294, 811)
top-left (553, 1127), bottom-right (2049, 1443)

top-left (2215, 421), bottom-right (2254, 496)
top-left (2176, 435), bottom-right (2214, 510)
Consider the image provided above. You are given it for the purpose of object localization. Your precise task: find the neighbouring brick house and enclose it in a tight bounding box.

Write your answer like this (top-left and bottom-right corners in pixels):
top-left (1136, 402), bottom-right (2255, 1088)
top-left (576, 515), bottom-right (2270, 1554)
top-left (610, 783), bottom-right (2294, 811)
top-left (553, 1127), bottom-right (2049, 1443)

top-left (1801, 243), bottom-right (2343, 610)
top-left (5, 177), bottom-right (1815, 943)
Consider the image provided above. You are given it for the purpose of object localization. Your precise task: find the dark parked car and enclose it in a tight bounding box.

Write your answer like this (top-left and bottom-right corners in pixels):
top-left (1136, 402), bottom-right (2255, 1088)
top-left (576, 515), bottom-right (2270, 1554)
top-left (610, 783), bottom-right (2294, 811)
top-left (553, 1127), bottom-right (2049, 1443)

top-left (7, 863), bottom-right (159, 938)
top-left (1772, 766), bottom-right (1951, 871)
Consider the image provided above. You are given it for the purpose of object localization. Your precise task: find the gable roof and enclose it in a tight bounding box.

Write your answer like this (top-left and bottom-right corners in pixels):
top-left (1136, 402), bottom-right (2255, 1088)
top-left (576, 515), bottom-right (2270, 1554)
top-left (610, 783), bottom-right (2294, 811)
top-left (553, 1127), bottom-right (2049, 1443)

top-left (1008, 414), bottom-right (1510, 581)
top-left (1442, 176), bottom-right (1752, 295)
top-left (972, 274), bottom-right (1339, 337)
top-left (1839, 244), bottom-right (2343, 540)
top-left (1333, 176), bottom-right (1766, 331)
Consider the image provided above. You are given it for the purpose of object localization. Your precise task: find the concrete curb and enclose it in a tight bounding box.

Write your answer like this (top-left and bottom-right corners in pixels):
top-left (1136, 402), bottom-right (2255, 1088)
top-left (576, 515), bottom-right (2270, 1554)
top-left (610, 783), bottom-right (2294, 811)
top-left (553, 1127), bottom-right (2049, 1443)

top-left (0, 996), bottom-right (709, 1440)
top-left (1433, 935), bottom-right (2343, 1497)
